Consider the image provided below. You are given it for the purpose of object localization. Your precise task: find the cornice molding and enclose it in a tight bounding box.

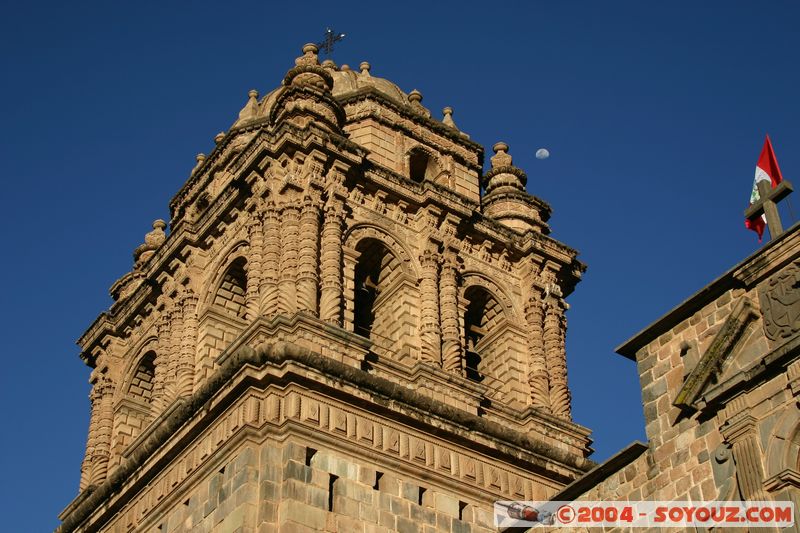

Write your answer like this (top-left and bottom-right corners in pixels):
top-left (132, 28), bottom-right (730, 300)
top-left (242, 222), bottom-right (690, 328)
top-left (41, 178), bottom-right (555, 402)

top-left (57, 339), bottom-right (595, 533)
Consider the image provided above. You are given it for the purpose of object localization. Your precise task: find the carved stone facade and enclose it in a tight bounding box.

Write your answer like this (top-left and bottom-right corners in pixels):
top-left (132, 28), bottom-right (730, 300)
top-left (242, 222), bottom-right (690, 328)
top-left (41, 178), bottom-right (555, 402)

top-left (58, 44), bottom-right (593, 532)
top-left (559, 224), bottom-right (800, 532)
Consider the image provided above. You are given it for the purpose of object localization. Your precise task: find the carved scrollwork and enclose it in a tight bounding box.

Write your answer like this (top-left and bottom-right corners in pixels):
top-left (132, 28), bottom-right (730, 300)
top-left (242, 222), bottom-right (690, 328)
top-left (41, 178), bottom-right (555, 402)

top-left (759, 260), bottom-right (800, 341)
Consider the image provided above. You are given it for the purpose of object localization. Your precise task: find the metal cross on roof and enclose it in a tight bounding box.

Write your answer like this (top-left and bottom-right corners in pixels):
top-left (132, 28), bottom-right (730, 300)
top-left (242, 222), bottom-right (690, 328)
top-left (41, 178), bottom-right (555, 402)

top-left (317, 28), bottom-right (346, 56)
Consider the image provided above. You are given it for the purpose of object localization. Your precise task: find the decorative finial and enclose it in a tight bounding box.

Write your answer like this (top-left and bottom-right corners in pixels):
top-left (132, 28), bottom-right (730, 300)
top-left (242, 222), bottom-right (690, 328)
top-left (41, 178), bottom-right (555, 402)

top-left (235, 89), bottom-right (260, 125)
top-left (190, 153), bottom-right (205, 175)
top-left (490, 142), bottom-right (512, 168)
top-left (482, 141), bottom-right (541, 233)
top-left (214, 132), bottom-right (225, 144)
top-left (360, 61), bottom-right (371, 75)
top-left (442, 107), bottom-right (457, 128)
top-left (133, 219), bottom-right (167, 270)
top-left (275, 41), bottom-right (343, 132)
top-left (321, 59), bottom-right (337, 70)
top-left (295, 44), bottom-right (319, 67)
top-left (407, 89), bottom-right (429, 117)
top-left (341, 64), bottom-right (351, 71)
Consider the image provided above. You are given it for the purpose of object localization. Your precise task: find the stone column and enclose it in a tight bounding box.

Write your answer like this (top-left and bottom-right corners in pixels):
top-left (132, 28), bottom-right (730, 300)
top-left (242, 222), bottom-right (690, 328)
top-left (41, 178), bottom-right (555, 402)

top-left (89, 372), bottom-right (114, 486)
top-left (544, 294), bottom-right (571, 419)
top-left (342, 246), bottom-right (359, 331)
top-left (440, 249), bottom-right (462, 374)
top-left (80, 386), bottom-right (100, 490)
top-left (245, 217), bottom-right (264, 320)
top-left (320, 200), bottom-right (346, 325)
top-left (297, 195), bottom-right (321, 314)
top-left (261, 203), bottom-right (280, 316)
top-left (278, 203), bottom-right (301, 314)
top-left (525, 292), bottom-right (550, 411)
top-left (163, 306), bottom-right (183, 405)
top-left (419, 247), bottom-right (442, 365)
top-left (721, 398), bottom-right (771, 501)
top-left (177, 293), bottom-right (197, 398)
top-left (151, 315), bottom-right (168, 416)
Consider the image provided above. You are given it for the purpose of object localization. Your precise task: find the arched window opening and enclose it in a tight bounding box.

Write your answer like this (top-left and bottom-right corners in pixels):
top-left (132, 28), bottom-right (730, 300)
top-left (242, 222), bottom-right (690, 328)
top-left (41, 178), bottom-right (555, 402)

top-left (354, 269), bottom-right (379, 337)
top-left (352, 238), bottom-right (406, 356)
top-left (213, 257), bottom-right (248, 319)
top-left (354, 240), bottom-right (390, 337)
top-left (128, 351), bottom-right (156, 403)
top-left (408, 148), bottom-right (439, 183)
top-left (463, 286), bottom-right (504, 383)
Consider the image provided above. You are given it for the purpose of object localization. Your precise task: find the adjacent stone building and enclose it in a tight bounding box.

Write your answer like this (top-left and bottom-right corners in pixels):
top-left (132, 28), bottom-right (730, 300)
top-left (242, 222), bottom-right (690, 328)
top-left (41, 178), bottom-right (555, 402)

top-left (555, 222), bottom-right (800, 531)
top-left (57, 44), bottom-right (596, 532)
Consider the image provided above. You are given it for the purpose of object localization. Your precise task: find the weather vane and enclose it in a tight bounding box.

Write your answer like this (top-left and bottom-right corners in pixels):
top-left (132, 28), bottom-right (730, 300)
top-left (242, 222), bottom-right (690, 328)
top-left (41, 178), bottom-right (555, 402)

top-left (317, 28), bottom-right (346, 56)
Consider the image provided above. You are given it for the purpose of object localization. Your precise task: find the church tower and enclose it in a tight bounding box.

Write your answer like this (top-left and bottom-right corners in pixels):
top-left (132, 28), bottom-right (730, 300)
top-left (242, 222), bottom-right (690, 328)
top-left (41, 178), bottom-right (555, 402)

top-left (58, 44), bottom-right (593, 532)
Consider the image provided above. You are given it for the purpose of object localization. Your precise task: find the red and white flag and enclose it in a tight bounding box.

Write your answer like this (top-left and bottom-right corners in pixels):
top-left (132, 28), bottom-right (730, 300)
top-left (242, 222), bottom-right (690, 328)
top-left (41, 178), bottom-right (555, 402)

top-left (745, 135), bottom-right (784, 241)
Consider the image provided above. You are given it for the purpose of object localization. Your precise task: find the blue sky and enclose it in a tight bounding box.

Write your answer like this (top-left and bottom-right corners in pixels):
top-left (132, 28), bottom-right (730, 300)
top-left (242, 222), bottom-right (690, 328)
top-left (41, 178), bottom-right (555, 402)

top-left (2, 1), bottom-right (799, 530)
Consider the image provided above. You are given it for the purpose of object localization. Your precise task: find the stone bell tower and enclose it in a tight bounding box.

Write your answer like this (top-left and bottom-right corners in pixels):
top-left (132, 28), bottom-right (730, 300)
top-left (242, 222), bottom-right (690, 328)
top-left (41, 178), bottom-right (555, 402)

top-left (58, 44), bottom-right (594, 532)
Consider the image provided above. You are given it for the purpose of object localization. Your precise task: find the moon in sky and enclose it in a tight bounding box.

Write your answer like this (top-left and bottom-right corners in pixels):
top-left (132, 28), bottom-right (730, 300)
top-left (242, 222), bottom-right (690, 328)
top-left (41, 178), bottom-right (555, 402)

top-left (535, 148), bottom-right (550, 160)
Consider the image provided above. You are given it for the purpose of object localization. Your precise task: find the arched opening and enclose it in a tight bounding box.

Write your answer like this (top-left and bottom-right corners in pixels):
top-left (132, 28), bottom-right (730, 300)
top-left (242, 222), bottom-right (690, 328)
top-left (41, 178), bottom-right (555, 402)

top-left (354, 265), bottom-right (378, 337)
top-left (127, 350), bottom-right (156, 403)
top-left (212, 257), bottom-right (248, 319)
top-left (197, 193), bottom-right (210, 213)
top-left (765, 414), bottom-right (800, 491)
top-left (408, 148), bottom-right (439, 183)
top-left (463, 286), bottom-right (505, 383)
top-left (111, 349), bottom-right (158, 462)
top-left (352, 238), bottom-right (411, 359)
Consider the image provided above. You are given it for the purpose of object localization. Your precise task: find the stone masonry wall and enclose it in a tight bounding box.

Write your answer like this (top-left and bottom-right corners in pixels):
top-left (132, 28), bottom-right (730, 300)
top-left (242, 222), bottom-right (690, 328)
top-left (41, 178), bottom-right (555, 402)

top-left (572, 247), bottom-right (800, 532)
top-left (103, 437), bottom-right (502, 533)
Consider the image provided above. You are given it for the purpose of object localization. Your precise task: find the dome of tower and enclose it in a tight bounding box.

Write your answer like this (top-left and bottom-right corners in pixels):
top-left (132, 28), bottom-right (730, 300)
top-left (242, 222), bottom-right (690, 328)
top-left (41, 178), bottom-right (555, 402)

top-left (232, 55), bottom-right (416, 129)
top-left (329, 62), bottom-right (411, 106)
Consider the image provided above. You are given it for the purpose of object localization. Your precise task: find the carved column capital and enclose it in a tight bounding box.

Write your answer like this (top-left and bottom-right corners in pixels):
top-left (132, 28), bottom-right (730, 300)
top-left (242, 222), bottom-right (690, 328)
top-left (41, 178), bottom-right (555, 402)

top-left (89, 371), bottom-right (114, 398)
top-left (764, 469), bottom-right (800, 492)
top-left (324, 197), bottom-right (347, 222)
top-left (721, 413), bottom-right (759, 443)
top-left (420, 247), bottom-right (441, 268)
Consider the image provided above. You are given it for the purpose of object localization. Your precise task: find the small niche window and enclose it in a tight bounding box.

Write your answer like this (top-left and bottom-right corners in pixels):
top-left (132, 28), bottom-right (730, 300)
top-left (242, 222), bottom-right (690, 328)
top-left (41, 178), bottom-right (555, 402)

top-left (305, 447), bottom-right (317, 467)
top-left (408, 148), bottom-right (439, 183)
top-left (328, 474), bottom-right (339, 511)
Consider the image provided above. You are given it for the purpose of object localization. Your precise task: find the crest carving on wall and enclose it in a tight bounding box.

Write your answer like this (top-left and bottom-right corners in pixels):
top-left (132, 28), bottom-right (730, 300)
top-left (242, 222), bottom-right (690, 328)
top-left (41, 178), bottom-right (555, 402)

top-left (759, 260), bottom-right (800, 341)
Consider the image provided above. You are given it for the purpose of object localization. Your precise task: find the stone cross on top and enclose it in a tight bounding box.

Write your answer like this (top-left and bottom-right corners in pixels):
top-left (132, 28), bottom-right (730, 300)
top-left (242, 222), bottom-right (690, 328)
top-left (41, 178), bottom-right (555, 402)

top-left (744, 178), bottom-right (794, 241)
